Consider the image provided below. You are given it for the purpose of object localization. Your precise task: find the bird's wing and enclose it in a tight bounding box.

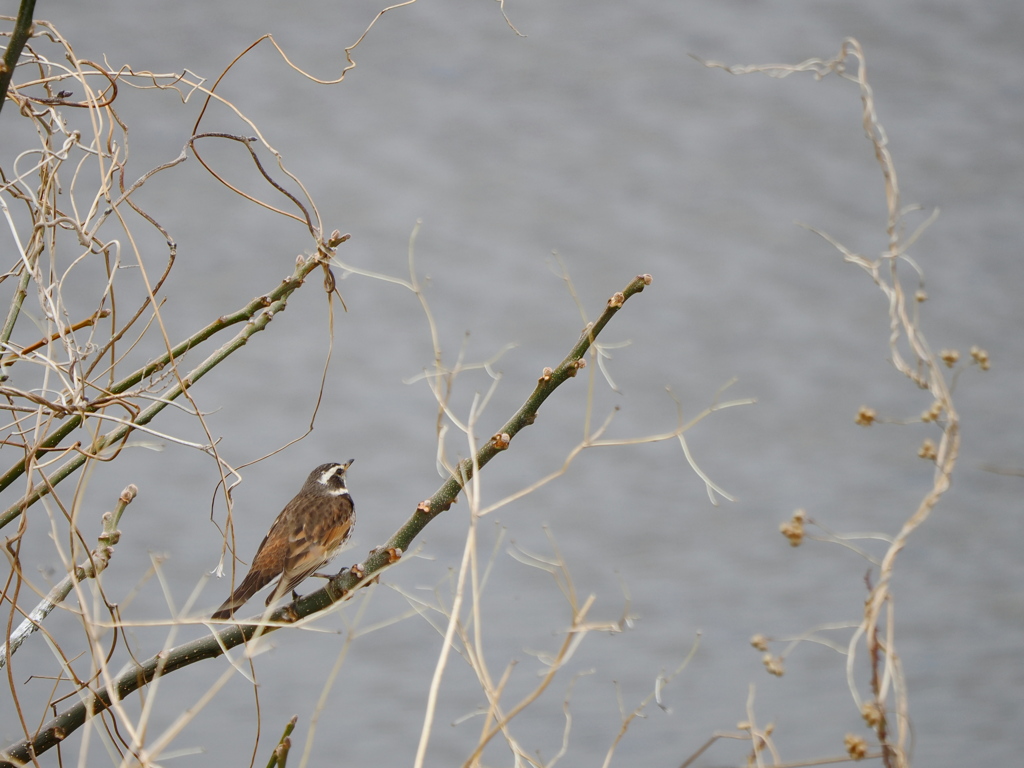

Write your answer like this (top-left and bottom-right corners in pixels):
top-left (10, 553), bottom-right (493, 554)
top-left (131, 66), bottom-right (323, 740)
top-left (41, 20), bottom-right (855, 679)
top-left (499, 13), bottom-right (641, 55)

top-left (214, 502), bottom-right (297, 617)
top-left (276, 514), bottom-right (354, 596)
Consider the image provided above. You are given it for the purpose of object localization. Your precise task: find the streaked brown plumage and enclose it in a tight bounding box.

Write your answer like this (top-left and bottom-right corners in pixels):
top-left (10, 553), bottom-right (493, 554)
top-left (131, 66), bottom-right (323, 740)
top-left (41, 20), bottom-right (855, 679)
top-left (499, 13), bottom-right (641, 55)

top-left (212, 460), bottom-right (355, 620)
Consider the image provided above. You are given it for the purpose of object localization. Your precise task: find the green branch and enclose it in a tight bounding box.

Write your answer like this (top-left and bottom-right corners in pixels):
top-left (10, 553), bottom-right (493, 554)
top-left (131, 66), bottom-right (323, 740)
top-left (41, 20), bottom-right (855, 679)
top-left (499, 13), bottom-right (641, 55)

top-left (0, 0), bottom-right (36, 121)
top-left (0, 273), bottom-right (651, 766)
top-left (333, 272), bottom-right (654, 583)
top-left (0, 484), bottom-right (137, 670)
top-left (0, 255), bottom-right (325, 529)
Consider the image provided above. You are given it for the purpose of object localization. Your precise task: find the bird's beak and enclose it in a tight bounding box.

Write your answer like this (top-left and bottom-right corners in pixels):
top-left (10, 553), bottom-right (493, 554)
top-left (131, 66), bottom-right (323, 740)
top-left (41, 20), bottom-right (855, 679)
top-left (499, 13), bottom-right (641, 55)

top-left (344, 458), bottom-right (355, 470)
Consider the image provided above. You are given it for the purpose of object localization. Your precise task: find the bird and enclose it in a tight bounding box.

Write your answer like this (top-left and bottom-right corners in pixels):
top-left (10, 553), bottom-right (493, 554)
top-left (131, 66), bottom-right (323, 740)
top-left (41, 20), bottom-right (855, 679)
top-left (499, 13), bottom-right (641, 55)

top-left (212, 460), bottom-right (355, 620)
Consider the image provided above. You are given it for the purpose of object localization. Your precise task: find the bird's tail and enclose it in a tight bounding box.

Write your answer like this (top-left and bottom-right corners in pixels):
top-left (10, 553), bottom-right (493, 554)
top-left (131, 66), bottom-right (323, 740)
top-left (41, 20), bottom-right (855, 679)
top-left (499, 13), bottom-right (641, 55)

top-left (211, 571), bottom-right (275, 620)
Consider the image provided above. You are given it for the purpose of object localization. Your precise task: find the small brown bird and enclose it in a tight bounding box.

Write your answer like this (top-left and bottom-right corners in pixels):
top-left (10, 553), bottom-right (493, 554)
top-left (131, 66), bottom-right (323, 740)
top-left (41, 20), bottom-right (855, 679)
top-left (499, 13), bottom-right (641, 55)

top-left (212, 460), bottom-right (355, 620)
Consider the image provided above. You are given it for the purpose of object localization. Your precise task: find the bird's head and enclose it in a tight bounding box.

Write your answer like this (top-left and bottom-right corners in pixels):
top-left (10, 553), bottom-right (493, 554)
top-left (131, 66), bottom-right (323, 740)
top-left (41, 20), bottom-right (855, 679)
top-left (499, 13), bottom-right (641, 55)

top-left (306, 459), bottom-right (354, 496)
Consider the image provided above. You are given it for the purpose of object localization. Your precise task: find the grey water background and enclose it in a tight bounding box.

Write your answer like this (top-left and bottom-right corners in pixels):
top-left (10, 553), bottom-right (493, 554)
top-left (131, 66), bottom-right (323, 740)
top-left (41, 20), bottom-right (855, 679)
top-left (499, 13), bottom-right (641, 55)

top-left (3, 0), bottom-right (1023, 765)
